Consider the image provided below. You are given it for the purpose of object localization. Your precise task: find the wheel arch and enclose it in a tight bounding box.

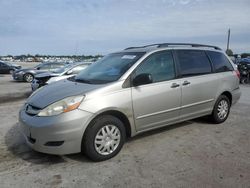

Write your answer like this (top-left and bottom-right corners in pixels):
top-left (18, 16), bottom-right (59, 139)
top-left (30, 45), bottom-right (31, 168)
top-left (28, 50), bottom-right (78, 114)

top-left (220, 91), bottom-right (232, 105)
top-left (90, 110), bottom-right (132, 138)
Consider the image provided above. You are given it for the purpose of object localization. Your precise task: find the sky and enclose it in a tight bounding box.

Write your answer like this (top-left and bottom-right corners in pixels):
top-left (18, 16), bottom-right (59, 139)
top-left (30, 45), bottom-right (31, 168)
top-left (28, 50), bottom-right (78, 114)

top-left (0, 0), bottom-right (249, 55)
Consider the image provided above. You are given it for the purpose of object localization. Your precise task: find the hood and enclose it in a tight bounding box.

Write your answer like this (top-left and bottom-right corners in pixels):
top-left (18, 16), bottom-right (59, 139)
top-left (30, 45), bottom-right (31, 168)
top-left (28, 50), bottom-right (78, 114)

top-left (35, 72), bottom-right (60, 79)
top-left (27, 78), bottom-right (105, 109)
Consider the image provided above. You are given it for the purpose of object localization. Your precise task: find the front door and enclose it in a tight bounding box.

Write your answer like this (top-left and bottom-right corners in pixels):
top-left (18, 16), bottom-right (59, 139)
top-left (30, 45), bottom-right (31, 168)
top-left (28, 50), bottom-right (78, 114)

top-left (131, 50), bottom-right (181, 131)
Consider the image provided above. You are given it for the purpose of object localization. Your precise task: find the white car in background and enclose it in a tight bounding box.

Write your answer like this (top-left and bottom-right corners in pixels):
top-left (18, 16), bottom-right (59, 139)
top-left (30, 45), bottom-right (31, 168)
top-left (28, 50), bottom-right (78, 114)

top-left (31, 62), bottom-right (92, 91)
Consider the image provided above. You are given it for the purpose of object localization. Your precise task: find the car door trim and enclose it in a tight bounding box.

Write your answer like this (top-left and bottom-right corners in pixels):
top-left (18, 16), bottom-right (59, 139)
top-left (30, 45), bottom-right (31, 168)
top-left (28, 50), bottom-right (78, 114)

top-left (137, 98), bottom-right (214, 120)
top-left (136, 106), bottom-right (181, 120)
top-left (181, 98), bottom-right (214, 109)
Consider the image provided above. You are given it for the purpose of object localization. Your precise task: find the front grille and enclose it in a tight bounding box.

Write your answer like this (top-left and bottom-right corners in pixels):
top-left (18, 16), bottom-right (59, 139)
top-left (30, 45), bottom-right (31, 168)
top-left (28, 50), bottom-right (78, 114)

top-left (25, 104), bottom-right (41, 116)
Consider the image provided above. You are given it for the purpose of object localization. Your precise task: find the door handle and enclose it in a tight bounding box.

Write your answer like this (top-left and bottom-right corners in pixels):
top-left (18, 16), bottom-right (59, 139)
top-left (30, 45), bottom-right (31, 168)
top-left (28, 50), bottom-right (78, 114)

top-left (182, 81), bottom-right (191, 86)
top-left (171, 83), bottom-right (180, 88)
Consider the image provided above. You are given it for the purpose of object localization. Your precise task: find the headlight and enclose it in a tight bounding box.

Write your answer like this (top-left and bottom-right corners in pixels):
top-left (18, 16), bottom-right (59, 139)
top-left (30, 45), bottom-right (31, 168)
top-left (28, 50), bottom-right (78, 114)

top-left (38, 95), bottom-right (84, 116)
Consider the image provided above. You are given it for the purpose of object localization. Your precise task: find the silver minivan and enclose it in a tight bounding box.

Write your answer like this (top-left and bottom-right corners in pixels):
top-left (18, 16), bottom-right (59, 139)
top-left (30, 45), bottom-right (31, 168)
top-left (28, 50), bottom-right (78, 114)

top-left (19, 43), bottom-right (241, 161)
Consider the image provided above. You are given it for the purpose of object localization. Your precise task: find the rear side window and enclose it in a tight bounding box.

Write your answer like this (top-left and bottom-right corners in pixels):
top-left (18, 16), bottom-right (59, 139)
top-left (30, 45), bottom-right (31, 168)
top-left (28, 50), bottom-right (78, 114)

top-left (176, 50), bottom-right (212, 77)
top-left (207, 51), bottom-right (234, 72)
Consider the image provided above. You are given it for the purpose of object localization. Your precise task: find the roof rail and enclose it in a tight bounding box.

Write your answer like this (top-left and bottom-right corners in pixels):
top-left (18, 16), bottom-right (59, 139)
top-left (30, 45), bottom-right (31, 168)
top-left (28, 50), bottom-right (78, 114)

top-left (124, 44), bottom-right (159, 50)
top-left (125, 43), bottom-right (222, 50)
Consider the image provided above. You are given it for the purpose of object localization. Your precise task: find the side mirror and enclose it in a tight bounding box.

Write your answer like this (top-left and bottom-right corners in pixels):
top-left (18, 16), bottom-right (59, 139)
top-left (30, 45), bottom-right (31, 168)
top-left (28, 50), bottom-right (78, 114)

top-left (37, 67), bottom-right (40, 70)
top-left (66, 70), bottom-right (73, 75)
top-left (133, 73), bottom-right (153, 87)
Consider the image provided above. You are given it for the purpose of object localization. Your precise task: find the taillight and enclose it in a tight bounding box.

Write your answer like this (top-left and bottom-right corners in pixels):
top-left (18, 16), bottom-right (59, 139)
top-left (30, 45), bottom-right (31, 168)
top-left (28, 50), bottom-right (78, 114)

top-left (233, 70), bottom-right (240, 79)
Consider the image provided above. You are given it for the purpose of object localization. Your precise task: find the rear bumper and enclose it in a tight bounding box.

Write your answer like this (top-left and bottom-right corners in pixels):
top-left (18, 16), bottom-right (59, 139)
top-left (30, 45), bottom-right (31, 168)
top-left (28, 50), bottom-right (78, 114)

top-left (19, 108), bottom-right (93, 155)
top-left (231, 87), bottom-right (241, 105)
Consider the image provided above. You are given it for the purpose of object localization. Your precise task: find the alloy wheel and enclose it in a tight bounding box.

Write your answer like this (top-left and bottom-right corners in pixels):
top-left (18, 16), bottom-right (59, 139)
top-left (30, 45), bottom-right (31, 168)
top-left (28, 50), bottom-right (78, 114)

top-left (94, 125), bottom-right (121, 155)
top-left (217, 99), bottom-right (229, 120)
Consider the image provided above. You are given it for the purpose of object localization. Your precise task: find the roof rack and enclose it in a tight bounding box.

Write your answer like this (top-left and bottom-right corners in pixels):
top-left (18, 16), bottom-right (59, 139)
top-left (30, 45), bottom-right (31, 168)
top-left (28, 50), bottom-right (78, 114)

top-left (125, 43), bottom-right (222, 50)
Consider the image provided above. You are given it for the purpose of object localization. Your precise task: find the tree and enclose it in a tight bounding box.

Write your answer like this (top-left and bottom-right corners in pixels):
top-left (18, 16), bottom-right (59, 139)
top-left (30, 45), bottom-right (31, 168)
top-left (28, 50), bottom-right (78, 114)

top-left (226, 49), bottom-right (233, 56)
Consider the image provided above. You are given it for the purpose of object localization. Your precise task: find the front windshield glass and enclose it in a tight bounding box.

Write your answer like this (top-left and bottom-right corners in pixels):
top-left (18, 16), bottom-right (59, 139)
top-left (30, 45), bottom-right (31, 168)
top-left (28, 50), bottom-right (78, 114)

top-left (75, 52), bottom-right (145, 84)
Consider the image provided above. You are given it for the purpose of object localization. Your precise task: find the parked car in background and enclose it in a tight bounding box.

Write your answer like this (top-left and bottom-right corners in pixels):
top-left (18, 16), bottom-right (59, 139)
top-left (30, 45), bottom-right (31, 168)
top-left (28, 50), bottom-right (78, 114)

top-left (237, 58), bottom-right (250, 84)
top-left (12, 62), bottom-right (66, 82)
top-left (31, 62), bottom-right (91, 91)
top-left (19, 43), bottom-right (240, 161)
top-left (0, 61), bottom-right (21, 74)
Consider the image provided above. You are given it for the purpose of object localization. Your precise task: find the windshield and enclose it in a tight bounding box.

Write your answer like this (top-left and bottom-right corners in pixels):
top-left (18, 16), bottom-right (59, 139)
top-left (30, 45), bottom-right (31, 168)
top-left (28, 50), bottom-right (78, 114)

top-left (74, 52), bottom-right (145, 84)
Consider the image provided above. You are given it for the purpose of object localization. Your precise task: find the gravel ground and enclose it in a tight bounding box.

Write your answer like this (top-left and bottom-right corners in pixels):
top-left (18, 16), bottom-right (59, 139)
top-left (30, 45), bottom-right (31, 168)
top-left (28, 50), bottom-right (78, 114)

top-left (0, 85), bottom-right (249, 188)
top-left (0, 62), bottom-right (39, 103)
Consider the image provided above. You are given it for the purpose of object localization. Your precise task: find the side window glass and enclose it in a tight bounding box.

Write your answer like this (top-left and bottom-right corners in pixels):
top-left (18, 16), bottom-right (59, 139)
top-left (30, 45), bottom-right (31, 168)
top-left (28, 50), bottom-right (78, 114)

top-left (176, 50), bottom-right (212, 77)
top-left (207, 51), bottom-right (234, 72)
top-left (39, 64), bottom-right (50, 70)
top-left (134, 51), bottom-right (175, 83)
top-left (52, 64), bottom-right (64, 69)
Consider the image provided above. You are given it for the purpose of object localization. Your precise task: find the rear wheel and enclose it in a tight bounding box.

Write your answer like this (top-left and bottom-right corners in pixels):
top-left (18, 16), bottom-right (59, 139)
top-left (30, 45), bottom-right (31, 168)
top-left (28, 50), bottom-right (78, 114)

top-left (23, 73), bottom-right (34, 82)
top-left (209, 95), bottom-right (231, 124)
top-left (82, 115), bottom-right (126, 161)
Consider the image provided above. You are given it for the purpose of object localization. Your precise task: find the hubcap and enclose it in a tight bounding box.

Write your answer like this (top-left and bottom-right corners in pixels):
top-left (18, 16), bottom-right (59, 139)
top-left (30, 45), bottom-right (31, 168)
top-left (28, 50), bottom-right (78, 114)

top-left (25, 74), bottom-right (33, 82)
top-left (94, 125), bottom-right (121, 155)
top-left (217, 100), bottom-right (229, 120)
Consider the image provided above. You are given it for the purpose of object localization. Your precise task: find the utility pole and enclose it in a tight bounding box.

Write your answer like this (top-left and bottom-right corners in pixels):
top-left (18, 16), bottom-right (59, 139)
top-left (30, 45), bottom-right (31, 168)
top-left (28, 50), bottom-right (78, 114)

top-left (226, 28), bottom-right (230, 51)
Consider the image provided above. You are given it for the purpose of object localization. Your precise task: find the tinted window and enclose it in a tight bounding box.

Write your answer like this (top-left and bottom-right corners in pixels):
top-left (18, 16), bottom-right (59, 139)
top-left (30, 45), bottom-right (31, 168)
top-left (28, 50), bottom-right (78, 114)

top-left (134, 50), bottom-right (175, 83)
top-left (207, 51), bottom-right (234, 72)
top-left (176, 50), bottom-right (211, 77)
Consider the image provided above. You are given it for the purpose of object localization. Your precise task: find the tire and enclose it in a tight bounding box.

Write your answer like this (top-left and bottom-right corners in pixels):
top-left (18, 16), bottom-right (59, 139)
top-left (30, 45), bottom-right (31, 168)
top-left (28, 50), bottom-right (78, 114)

top-left (23, 73), bottom-right (34, 82)
top-left (209, 95), bottom-right (231, 124)
top-left (82, 115), bottom-right (126, 161)
top-left (240, 78), bottom-right (248, 84)
top-left (9, 69), bottom-right (14, 74)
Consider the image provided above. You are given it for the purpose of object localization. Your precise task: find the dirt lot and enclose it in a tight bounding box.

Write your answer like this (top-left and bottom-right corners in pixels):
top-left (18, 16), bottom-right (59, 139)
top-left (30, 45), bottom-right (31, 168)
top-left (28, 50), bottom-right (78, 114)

top-left (0, 80), bottom-right (249, 187)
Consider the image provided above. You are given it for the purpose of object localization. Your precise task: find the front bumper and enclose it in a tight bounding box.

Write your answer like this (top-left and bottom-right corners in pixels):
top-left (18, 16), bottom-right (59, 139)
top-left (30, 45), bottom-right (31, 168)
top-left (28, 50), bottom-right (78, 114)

top-left (12, 72), bottom-right (24, 81)
top-left (31, 79), bottom-right (43, 91)
top-left (19, 108), bottom-right (93, 155)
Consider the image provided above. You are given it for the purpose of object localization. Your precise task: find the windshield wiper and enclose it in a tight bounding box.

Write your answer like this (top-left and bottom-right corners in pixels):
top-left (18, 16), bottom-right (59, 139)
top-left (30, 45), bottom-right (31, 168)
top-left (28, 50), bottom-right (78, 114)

top-left (74, 78), bottom-right (92, 84)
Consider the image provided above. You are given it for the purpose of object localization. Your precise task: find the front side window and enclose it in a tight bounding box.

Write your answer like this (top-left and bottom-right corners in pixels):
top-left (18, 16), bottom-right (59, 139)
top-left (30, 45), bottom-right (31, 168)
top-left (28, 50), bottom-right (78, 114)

top-left (207, 51), bottom-right (234, 72)
top-left (51, 63), bottom-right (65, 69)
top-left (176, 50), bottom-right (212, 77)
top-left (38, 64), bottom-right (51, 70)
top-left (134, 50), bottom-right (175, 83)
top-left (75, 52), bottom-right (145, 84)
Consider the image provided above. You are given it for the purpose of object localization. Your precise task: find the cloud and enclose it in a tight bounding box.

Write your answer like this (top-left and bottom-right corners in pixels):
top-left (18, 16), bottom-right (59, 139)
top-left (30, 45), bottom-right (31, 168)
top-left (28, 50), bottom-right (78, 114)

top-left (0, 0), bottom-right (249, 55)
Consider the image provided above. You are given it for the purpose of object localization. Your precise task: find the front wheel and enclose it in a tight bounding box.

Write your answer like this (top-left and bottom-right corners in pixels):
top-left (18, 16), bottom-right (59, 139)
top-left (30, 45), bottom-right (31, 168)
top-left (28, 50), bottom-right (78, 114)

top-left (209, 95), bottom-right (231, 124)
top-left (82, 115), bottom-right (126, 161)
top-left (23, 73), bottom-right (34, 82)
top-left (9, 69), bottom-right (14, 74)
